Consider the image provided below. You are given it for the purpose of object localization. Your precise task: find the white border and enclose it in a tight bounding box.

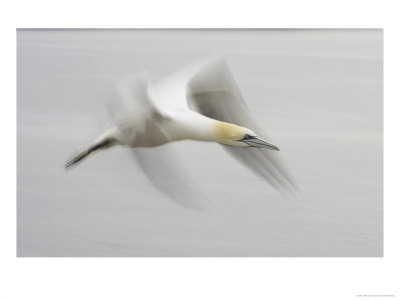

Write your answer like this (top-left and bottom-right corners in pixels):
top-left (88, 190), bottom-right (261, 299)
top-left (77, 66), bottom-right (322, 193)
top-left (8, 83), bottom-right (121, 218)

top-left (2, 1), bottom-right (398, 299)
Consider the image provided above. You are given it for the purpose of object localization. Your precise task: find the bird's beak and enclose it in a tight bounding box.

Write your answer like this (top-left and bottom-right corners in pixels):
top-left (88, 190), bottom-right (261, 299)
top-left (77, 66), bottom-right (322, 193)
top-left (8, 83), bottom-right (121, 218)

top-left (242, 136), bottom-right (280, 150)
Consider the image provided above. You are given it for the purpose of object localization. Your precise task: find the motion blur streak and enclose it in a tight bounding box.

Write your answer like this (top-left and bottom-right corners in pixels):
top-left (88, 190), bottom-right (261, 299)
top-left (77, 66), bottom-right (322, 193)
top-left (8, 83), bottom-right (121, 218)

top-left (17, 29), bottom-right (383, 256)
top-left (65, 58), bottom-right (296, 205)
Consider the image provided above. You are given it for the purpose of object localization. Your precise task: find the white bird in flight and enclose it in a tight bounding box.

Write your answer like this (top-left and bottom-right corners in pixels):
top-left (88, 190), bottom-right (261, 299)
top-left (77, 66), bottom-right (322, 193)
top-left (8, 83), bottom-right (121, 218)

top-left (66, 58), bottom-right (297, 205)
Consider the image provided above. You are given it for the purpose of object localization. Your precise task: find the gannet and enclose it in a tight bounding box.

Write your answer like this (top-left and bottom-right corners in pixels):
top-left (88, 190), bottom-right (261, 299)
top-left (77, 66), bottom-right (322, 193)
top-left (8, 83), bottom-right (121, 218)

top-left (66, 58), bottom-right (297, 197)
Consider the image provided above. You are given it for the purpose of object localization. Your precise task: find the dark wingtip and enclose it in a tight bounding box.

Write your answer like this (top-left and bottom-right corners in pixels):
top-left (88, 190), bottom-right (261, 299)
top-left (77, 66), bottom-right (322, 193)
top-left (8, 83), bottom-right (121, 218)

top-left (64, 159), bottom-right (75, 170)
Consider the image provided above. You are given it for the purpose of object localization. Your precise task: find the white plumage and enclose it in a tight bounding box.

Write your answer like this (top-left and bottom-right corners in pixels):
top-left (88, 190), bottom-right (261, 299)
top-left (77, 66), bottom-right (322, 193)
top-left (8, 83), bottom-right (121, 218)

top-left (66, 58), bottom-right (297, 204)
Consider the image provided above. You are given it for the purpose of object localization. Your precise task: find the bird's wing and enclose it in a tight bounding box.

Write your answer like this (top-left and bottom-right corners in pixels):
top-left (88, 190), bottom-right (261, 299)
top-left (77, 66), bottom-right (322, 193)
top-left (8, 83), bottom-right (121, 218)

top-left (131, 146), bottom-right (209, 210)
top-left (107, 73), bottom-right (160, 145)
top-left (186, 59), bottom-right (298, 194)
top-left (110, 74), bottom-right (208, 209)
top-left (147, 58), bottom-right (225, 114)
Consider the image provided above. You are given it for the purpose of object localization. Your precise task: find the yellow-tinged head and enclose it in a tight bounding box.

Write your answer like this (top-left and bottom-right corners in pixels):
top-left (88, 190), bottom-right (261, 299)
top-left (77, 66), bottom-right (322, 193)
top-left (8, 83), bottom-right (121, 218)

top-left (215, 122), bottom-right (254, 143)
top-left (214, 121), bottom-right (280, 150)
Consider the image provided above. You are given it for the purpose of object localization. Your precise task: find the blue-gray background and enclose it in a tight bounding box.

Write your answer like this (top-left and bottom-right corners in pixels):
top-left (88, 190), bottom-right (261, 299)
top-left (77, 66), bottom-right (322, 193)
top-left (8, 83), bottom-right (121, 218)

top-left (17, 29), bottom-right (383, 256)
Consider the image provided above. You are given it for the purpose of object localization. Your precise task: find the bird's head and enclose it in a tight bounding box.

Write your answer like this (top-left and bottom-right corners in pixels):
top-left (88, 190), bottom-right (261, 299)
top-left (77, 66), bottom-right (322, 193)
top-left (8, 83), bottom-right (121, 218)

top-left (214, 121), bottom-right (280, 150)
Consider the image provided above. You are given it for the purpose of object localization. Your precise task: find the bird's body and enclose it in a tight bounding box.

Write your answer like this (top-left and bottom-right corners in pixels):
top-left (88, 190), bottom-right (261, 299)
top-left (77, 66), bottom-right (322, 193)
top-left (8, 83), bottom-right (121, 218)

top-left (66, 58), bottom-right (297, 200)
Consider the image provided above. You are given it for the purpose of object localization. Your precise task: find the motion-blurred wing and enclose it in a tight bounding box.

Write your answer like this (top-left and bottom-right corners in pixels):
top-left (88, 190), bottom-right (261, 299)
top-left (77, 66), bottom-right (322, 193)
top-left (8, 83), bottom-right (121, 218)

top-left (186, 59), bottom-right (298, 194)
top-left (132, 146), bottom-right (208, 210)
top-left (148, 58), bottom-right (225, 114)
top-left (107, 74), bottom-right (160, 145)
top-left (111, 75), bottom-right (207, 208)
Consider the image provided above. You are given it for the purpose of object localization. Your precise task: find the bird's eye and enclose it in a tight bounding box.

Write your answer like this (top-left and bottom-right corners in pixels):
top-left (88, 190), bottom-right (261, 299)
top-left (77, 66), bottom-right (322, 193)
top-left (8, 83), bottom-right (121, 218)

top-left (240, 134), bottom-right (256, 141)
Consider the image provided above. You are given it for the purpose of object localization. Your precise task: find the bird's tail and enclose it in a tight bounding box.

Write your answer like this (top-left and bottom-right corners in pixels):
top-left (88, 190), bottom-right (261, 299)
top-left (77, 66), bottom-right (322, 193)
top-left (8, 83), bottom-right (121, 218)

top-left (65, 137), bottom-right (117, 169)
